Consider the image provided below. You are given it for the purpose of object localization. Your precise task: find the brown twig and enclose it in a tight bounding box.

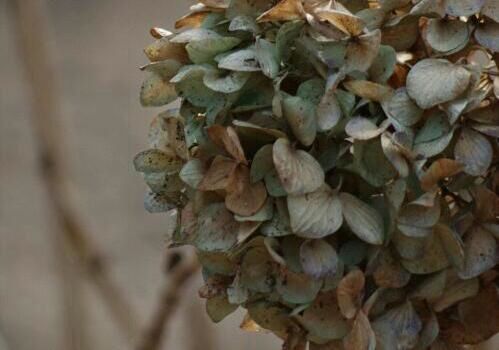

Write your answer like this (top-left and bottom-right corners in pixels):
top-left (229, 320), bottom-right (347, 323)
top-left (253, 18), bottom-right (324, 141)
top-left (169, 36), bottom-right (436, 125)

top-left (136, 250), bottom-right (200, 350)
top-left (11, 0), bottom-right (139, 342)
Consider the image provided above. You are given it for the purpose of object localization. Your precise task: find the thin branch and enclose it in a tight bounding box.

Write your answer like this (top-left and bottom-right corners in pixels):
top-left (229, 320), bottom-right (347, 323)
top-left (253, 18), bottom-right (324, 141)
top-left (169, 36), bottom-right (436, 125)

top-left (11, 0), bottom-right (139, 342)
top-left (54, 226), bottom-right (89, 350)
top-left (136, 251), bottom-right (200, 350)
top-left (186, 298), bottom-right (216, 350)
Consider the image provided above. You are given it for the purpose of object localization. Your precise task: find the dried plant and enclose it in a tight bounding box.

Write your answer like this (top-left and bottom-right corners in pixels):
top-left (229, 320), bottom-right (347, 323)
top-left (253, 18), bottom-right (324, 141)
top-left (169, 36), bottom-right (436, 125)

top-left (135, 0), bottom-right (499, 349)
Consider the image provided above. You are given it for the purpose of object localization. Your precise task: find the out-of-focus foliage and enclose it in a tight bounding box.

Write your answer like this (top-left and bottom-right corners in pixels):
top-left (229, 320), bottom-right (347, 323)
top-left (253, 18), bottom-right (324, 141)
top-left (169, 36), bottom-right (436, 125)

top-left (135, 0), bottom-right (499, 348)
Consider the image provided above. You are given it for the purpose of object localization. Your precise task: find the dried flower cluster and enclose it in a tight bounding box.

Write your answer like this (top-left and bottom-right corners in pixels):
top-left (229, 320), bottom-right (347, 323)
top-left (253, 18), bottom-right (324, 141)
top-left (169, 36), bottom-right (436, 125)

top-left (135, 0), bottom-right (499, 349)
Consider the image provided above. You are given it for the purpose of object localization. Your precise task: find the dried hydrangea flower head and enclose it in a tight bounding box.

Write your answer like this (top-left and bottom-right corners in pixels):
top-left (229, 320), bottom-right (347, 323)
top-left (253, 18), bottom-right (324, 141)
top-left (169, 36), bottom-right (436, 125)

top-left (135, 0), bottom-right (499, 348)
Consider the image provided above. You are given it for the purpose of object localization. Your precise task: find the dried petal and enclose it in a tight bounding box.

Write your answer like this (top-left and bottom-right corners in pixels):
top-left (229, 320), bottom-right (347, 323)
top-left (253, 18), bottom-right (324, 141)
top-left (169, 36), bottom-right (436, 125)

top-left (372, 301), bottom-right (422, 350)
top-left (337, 269), bottom-right (365, 319)
top-left (373, 249), bottom-right (411, 289)
top-left (340, 193), bottom-right (384, 245)
top-left (454, 127), bottom-right (493, 176)
top-left (257, 0), bottom-right (304, 23)
top-left (273, 138), bottom-right (324, 195)
top-left (317, 90), bottom-right (342, 132)
top-left (420, 159), bottom-right (463, 192)
top-left (343, 311), bottom-right (376, 350)
top-left (195, 203), bottom-right (239, 252)
top-left (345, 117), bottom-right (390, 140)
top-left (276, 268), bottom-right (322, 304)
top-left (315, 10), bottom-right (365, 36)
top-left (206, 295), bottom-right (238, 323)
top-left (282, 95), bottom-right (317, 146)
top-left (218, 48), bottom-right (261, 72)
top-left (299, 292), bottom-right (349, 340)
top-left (406, 59), bottom-right (471, 109)
top-left (288, 184), bottom-right (343, 238)
top-left (422, 18), bottom-right (471, 54)
top-left (458, 225), bottom-right (497, 279)
top-left (198, 156), bottom-right (238, 191)
top-left (299, 239), bottom-right (338, 279)
top-left (344, 30), bottom-right (382, 73)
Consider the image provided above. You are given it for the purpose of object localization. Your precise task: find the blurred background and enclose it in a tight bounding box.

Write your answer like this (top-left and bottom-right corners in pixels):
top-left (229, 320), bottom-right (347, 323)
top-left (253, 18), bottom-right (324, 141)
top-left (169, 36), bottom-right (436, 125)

top-left (0, 1), bottom-right (497, 350)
